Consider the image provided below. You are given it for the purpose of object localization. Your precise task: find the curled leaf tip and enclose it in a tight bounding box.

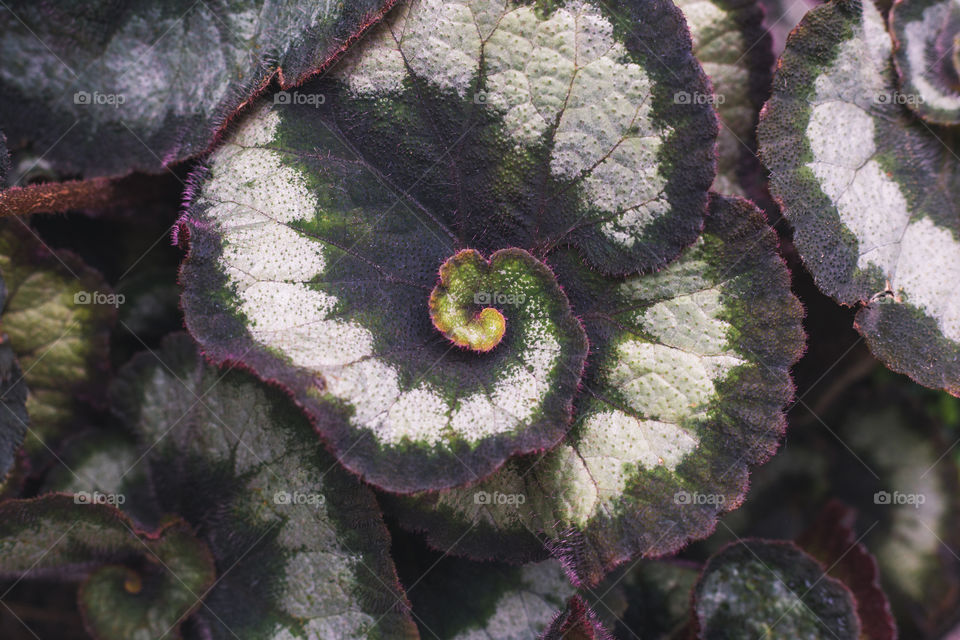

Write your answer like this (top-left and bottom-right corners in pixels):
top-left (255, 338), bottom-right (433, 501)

top-left (430, 250), bottom-right (508, 353)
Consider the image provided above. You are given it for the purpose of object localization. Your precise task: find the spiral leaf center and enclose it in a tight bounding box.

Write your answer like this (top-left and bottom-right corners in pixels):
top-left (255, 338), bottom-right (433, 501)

top-left (429, 250), bottom-right (507, 352)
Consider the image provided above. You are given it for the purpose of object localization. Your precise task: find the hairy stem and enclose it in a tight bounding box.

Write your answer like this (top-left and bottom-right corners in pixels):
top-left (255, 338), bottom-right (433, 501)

top-left (0, 173), bottom-right (180, 217)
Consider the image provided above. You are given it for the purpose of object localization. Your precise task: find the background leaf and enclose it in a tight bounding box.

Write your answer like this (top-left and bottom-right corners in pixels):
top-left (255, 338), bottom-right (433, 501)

top-left (392, 528), bottom-right (578, 640)
top-left (797, 501), bottom-right (897, 640)
top-left (890, 0), bottom-right (960, 125)
top-left (695, 374), bottom-right (960, 637)
top-left (0, 0), bottom-right (398, 177)
top-left (758, 0), bottom-right (960, 395)
top-left (0, 331), bottom-right (27, 484)
top-left (0, 219), bottom-right (114, 460)
top-left (109, 333), bottom-right (419, 639)
top-left (675, 0), bottom-right (773, 198)
top-left (0, 494), bottom-right (216, 640)
top-left (692, 539), bottom-right (860, 639)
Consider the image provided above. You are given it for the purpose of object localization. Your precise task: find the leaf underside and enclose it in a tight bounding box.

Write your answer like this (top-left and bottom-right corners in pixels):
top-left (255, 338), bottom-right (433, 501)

top-left (798, 501), bottom-right (897, 640)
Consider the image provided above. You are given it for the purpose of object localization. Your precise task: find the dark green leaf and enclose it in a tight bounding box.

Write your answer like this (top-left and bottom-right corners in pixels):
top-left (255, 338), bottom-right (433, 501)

top-left (0, 219), bottom-right (114, 457)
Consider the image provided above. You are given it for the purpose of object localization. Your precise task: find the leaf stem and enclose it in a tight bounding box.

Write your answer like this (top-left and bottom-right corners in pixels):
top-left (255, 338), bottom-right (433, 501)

top-left (0, 173), bottom-right (179, 217)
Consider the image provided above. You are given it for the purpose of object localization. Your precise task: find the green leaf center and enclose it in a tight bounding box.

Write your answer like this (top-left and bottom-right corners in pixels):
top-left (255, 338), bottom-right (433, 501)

top-left (429, 250), bottom-right (507, 352)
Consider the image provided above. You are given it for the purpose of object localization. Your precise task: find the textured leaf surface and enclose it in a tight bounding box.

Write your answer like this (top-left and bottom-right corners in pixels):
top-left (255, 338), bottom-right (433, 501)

top-left (179, 0), bottom-right (719, 494)
top-left (110, 333), bottom-right (419, 639)
top-left (693, 540), bottom-right (860, 639)
top-left (891, 0), bottom-right (960, 124)
top-left (0, 219), bottom-right (114, 456)
top-left (758, 0), bottom-right (960, 395)
top-left (0, 0), bottom-right (396, 177)
top-left (42, 431), bottom-right (156, 526)
top-left (390, 195), bottom-right (804, 585)
top-left (0, 494), bottom-right (216, 640)
top-left (676, 0), bottom-right (773, 196)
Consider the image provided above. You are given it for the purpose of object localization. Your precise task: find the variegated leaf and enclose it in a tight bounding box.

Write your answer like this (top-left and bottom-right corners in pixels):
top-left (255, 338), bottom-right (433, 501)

top-left (708, 378), bottom-right (960, 635)
top-left (758, 0), bottom-right (960, 395)
top-left (692, 540), bottom-right (861, 639)
top-left (891, 0), bottom-right (960, 124)
top-left (389, 195), bottom-right (804, 585)
top-left (400, 554), bottom-right (578, 639)
top-left (675, 0), bottom-right (773, 196)
top-left (0, 0), bottom-right (397, 177)
top-left (178, 0), bottom-right (719, 494)
top-left (108, 333), bottom-right (419, 639)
